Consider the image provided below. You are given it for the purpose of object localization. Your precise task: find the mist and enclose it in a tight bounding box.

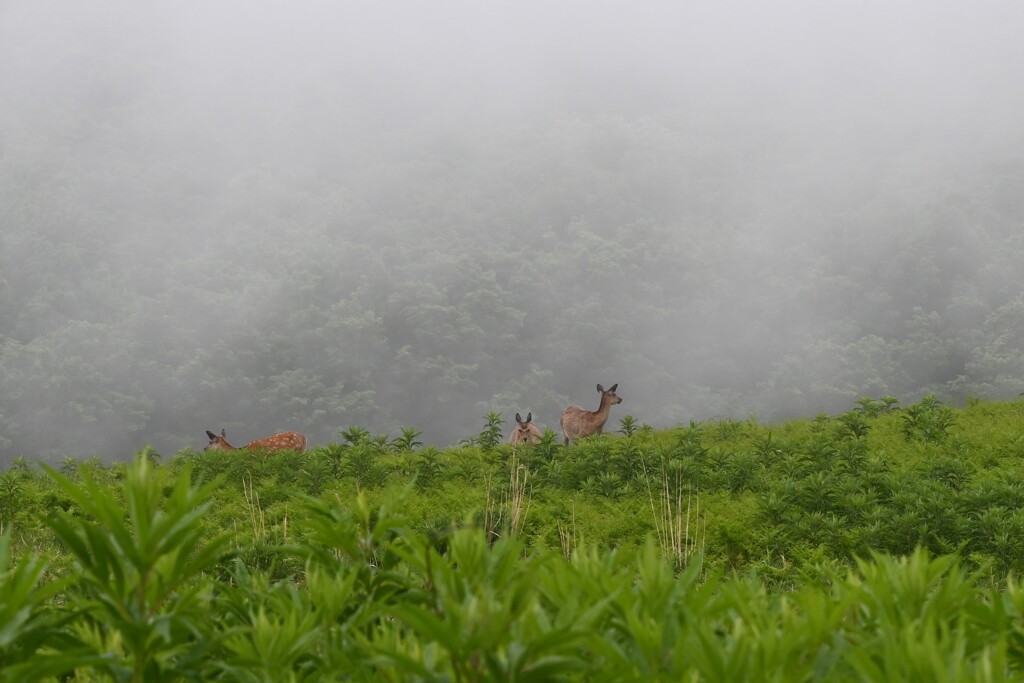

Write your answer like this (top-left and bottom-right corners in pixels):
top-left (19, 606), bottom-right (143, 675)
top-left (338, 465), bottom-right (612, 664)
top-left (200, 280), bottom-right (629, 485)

top-left (2, 1), bottom-right (1024, 462)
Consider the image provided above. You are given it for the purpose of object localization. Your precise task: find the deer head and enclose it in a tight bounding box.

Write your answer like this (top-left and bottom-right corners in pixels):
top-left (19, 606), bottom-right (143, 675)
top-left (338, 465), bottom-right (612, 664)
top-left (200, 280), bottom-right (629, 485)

top-left (597, 384), bottom-right (622, 407)
top-left (204, 429), bottom-right (234, 451)
top-left (509, 411), bottom-right (542, 445)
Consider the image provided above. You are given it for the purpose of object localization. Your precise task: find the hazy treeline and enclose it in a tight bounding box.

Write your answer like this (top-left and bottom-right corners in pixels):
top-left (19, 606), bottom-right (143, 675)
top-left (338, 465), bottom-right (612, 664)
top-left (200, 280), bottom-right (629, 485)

top-left (2, 2), bottom-right (1024, 463)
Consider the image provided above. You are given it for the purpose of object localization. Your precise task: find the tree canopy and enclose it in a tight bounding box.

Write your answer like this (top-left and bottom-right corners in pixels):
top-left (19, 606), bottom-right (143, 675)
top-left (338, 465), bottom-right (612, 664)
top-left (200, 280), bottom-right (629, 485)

top-left (2, 2), bottom-right (1024, 462)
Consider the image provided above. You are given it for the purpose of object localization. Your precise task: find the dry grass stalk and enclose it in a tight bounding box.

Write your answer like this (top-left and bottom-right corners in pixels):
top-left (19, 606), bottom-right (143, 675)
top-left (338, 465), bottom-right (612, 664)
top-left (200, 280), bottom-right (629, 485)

top-left (242, 473), bottom-right (266, 542)
top-left (558, 505), bottom-right (577, 559)
top-left (642, 455), bottom-right (704, 569)
top-left (507, 452), bottom-right (531, 537)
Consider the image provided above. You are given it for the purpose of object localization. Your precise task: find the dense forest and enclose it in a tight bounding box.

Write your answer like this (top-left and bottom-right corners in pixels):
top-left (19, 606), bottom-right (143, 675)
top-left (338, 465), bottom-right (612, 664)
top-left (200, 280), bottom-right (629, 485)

top-left (2, 3), bottom-right (1024, 464)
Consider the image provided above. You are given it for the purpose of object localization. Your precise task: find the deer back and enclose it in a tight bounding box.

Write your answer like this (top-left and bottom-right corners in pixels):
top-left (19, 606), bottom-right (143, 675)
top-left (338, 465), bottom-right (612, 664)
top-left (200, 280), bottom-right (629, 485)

top-left (245, 431), bottom-right (307, 452)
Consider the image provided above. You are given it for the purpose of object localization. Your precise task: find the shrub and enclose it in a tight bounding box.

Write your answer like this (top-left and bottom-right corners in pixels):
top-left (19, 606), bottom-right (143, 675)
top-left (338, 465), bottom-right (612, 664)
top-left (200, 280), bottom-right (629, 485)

top-left (38, 457), bottom-right (232, 681)
top-left (901, 394), bottom-right (956, 443)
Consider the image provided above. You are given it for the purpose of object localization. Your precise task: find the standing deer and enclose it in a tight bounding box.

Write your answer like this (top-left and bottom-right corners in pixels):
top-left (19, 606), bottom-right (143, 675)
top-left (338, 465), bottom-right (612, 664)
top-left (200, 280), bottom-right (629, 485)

top-left (204, 429), bottom-right (307, 453)
top-left (509, 412), bottom-right (542, 445)
top-left (560, 383), bottom-right (622, 445)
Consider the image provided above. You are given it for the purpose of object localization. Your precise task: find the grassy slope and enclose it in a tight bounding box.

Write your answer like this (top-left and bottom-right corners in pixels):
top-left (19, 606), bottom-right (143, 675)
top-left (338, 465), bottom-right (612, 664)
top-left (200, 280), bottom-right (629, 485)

top-left (5, 396), bottom-right (1024, 584)
top-left (5, 398), bottom-right (1024, 680)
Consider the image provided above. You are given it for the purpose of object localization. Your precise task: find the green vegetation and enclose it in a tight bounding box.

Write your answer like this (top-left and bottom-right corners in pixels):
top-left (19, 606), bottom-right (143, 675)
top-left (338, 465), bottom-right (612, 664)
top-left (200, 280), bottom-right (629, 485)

top-left (5, 397), bottom-right (1024, 680)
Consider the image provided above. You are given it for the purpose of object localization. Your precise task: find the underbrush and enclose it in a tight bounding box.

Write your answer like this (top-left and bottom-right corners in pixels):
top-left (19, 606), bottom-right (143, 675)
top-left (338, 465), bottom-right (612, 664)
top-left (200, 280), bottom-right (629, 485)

top-left (5, 455), bottom-right (1024, 681)
top-left (5, 397), bottom-right (1024, 582)
top-left (6, 397), bottom-right (1024, 678)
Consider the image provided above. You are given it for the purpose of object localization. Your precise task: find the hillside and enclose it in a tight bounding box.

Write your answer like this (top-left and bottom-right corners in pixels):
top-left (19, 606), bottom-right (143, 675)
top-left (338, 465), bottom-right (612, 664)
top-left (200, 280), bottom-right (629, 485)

top-left (5, 395), bottom-right (1024, 581)
top-left (4, 396), bottom-right (1024, 680)
top-left (4, 3), bottom-right (1024, 463)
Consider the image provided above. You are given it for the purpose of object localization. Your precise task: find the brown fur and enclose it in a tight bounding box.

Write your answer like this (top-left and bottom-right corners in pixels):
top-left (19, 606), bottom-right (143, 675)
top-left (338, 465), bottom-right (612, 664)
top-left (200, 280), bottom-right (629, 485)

top-left (509, 412), bottom-right (542, 445)
top-left (205, 429), bottom-right (307, 453)
top-left (560, 383), bottom-right (622, 445)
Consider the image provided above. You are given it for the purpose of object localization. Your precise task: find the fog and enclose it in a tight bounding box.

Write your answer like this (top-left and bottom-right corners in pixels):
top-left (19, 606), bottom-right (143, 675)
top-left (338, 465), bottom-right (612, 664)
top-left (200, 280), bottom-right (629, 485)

top-left (2, 1), bottom-right (1024, 461)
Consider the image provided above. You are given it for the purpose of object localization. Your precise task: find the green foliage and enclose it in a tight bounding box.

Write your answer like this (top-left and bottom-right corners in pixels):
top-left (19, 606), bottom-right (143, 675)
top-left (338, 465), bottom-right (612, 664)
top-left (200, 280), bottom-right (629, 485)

top-left (38, 457), bottom-right (232, 681)
top-left (368, 433), bottom-right (393, 454)
top-left (412, 447), bottom-right (446, 492)
top-left (618, 414), bottom-right (638, 437)
top-left (299, 455), bottom-right (332, 496)
top-left (341, 445), bottom-right (388, 489)
top-left (837, 409), bottom-right (871, 440)
top-left (135, 445), bottom-right (161, 463)
top-left (58, 456), bottom-right (77, 478)
top-left (9, 496), bottom-right (1024, 680)
top-left (0, 530), bottom-right (81, 681)
top-left (0, 472), bottom-right (24, 522)
top-left (901, 394), bottom-right (957, 443)
top-left (473, 411), bottom-right (505, 452)
top-left (10, 400), bottom-right (1024, 678)
top-left (530, 429), bottom-right (563, 464)
top-left (391, 427), bottom-right (424, 452)
top-left (854, 395), bottom-right (900, 417)
top-left (711, 418), bottom-right (746, 442)
top-left (339, 425), bottom-right (371, 447)
top-left (312, 442), bottom-right (346, 478)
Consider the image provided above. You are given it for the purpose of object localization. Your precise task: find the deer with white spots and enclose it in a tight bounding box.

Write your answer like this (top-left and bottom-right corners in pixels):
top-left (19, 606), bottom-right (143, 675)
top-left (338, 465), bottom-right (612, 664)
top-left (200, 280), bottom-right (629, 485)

top-left (509, 412), bottom-right (542, 445)
top-left (204, 429), bottom-right (307, 453)
top-left (560, 383), bottom-right (622, 445)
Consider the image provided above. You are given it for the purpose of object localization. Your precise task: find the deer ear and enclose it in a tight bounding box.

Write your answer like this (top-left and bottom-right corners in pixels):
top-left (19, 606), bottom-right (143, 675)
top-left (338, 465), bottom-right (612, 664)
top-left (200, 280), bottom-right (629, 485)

top-left (515, 413), bottom-right (522, 423)
top-left (597, 384), bottom-right (604, 392)
top-left (526, 412), bottom-right (532, 423)
top-left (221, 429), bottom-right (227, 438)
top-left (609, 384), bottom-right (618, 392)
top-left (206, 430), bottom-right (216, 440)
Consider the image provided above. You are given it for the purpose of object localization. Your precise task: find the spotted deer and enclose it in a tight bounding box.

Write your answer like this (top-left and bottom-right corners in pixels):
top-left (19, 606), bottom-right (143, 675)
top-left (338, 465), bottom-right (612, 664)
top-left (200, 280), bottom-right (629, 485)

top-left (509, 412), bottom-right (542, 445)
top-left (204, 429), bottom-right (307, 453)
top-left (560, 383), bottom-right (622, 445)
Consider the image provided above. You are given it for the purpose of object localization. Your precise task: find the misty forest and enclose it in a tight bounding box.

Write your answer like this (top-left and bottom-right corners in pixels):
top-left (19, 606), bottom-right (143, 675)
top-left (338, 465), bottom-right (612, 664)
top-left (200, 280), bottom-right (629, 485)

top-left (2, 2), bottom-right (1024, 464)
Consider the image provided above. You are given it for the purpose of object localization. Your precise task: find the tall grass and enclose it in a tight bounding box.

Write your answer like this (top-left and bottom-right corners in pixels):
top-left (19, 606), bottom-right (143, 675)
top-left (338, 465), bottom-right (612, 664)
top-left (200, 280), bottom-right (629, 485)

top-left (5, 455), bottom-right (1024, 680)
top-left (483, 450), bottom-right (532, 546)
top-left (9, 400), bottom-right (1024, 678)
top-left (242, 472), bottom-right (266, 542)
top-left (558, 505), bottom-right (577, 559)
top-left (506, 451), bottom-right (531, 538)
top-left (640, 448), bottom-right (706, 570)
top-left (657, 475), bottom-right (705, 570)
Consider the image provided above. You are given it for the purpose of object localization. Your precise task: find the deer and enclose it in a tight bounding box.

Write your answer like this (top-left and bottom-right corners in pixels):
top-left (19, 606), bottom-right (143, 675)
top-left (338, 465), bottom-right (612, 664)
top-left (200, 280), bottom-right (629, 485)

top-left (509, 412), bottom-right (542, 445)
top-left (204, 429), bottom-right (307, 453)
top-left (560, 383), bottom-right (622, 445)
